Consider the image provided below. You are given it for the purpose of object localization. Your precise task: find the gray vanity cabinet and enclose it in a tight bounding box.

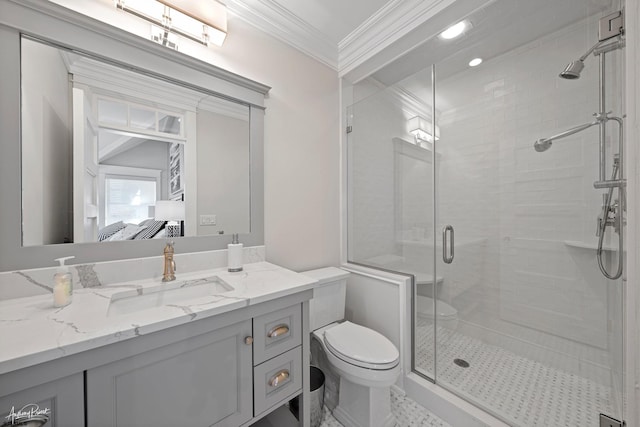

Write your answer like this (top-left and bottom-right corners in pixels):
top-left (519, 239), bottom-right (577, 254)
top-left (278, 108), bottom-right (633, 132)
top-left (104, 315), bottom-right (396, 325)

top-left (0, 294), bottom-right (310, 427)
top-left (86, 320), bottom-right (254, 427)
top-left (0, 373), bottom-right (84, 427)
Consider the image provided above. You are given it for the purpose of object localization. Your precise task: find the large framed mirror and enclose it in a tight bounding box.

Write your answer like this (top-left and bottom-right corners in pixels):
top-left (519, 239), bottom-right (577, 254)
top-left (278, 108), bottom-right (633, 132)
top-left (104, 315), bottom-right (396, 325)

top-left (0, 0), bottom-right (269, 271)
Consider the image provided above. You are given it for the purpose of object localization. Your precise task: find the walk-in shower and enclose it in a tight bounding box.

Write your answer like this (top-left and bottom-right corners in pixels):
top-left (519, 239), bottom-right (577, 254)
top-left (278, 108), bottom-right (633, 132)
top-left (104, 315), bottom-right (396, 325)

top-left (346, 0), bottom-right (627, 425)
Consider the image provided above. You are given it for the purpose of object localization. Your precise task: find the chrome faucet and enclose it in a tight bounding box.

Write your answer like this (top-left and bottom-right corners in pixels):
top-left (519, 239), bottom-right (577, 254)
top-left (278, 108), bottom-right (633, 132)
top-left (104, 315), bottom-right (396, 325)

top-left (162, 241), bottom-right (176, 282)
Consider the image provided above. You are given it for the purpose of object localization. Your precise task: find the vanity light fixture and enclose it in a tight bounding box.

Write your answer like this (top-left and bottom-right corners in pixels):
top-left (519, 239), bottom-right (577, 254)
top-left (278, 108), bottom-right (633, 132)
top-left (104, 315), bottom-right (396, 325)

top-left (469, 57), bottom-right (483, 67)
top-left (115, 0), bottom-right (228, 48)
top-left (439, 20), bottom-right (469, 40)
top-left (408, 116), bottom-right (440, 145)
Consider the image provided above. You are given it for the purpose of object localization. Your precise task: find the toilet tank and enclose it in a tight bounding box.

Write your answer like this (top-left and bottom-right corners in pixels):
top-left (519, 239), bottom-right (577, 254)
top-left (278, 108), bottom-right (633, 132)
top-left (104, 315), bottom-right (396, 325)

top-left (301, 267), bottom-right (350, 331)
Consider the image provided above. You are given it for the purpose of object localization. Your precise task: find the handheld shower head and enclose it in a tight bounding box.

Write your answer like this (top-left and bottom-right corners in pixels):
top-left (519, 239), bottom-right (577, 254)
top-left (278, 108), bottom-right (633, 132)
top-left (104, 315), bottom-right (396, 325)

top-left (559, 60), bottom-right (585, 79)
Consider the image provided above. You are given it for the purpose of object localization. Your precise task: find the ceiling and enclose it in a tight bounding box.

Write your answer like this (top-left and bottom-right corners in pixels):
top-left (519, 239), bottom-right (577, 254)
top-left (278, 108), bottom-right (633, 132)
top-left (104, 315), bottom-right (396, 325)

top-left (373, 0), bottom-right (614, 86)
top-left (225, 0), bottom-right (617, 82)
top-left (223, 0), bottom-right (432, 72)
top-left (269, 0), bottom-right (390, 44)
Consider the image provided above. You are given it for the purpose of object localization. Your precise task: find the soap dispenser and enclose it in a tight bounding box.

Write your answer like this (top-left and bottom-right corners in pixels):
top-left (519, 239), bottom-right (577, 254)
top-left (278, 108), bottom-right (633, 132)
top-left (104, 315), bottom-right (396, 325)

top-left (227, 234), bottom-right (243, 272)
top-left (53, 256), bottom-right (75, 308)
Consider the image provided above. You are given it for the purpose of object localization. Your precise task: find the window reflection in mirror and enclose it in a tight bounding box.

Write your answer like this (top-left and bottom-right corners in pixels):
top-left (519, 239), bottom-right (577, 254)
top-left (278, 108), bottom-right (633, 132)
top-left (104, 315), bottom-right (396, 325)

top-left (21, 37), bottom-right (250, 247)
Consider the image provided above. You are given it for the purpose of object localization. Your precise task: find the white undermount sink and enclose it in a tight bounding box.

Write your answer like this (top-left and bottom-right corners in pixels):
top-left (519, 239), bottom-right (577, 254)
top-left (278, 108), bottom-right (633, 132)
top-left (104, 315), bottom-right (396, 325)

top-left (107, 276), bottom-right (233, 317)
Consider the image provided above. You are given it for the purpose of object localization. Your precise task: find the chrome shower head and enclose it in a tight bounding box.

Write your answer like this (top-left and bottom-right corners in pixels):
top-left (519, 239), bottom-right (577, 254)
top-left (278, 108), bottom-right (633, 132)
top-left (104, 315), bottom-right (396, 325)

top-left (534, 139), bottom-right (552, 152)
top-left (559, 60), bottom-right (585, 79)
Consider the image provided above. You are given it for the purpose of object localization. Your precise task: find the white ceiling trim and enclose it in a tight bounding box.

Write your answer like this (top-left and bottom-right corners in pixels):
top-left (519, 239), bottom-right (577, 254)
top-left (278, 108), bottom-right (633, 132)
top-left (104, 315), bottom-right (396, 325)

top-left (365, 76), bottom-right (432, 119)
top-left (338, 0), bottom-right (457, 77)
top-left (225, 0), bottom-right (339, 70)
top-left (223, 0), bottom-right (457, 78)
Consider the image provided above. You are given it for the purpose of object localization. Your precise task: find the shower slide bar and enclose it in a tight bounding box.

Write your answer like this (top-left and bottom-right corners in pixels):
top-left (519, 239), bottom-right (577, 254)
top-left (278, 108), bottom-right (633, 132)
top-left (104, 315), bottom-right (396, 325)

top-left (593, 115), bottom-right (625, 190)
top-left (533, 11), bottom-right (625, 280)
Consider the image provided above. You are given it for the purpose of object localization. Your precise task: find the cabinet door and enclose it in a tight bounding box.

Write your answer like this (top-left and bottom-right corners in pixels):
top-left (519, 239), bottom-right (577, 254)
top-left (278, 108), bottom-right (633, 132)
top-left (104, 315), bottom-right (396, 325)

top-left (0, 373), bottom-right (84, 427)
top-left (87, 319), bottom-right (253, 427)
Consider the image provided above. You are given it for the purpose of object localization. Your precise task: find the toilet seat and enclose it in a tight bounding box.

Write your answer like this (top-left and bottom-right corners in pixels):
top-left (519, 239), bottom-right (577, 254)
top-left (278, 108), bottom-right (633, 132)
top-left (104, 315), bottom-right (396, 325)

top-left (323, 321), bottom-right (399, 370)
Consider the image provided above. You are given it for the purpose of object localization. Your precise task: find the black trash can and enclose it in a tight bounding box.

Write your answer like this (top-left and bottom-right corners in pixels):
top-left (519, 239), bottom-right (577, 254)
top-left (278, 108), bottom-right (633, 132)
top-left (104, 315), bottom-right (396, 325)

top-left (289, 366), bottom-right (325, 427)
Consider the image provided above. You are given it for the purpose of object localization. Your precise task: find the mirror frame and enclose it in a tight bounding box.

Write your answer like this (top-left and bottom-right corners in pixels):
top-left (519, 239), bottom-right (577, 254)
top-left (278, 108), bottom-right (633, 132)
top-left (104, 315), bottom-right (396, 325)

top-left (0, 0), bottom-right (270, 271)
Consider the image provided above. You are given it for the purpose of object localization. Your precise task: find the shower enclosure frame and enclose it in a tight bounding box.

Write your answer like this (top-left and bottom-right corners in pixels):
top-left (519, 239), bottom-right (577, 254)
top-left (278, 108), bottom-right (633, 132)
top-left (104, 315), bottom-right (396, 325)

top-left (622, 1), bottom-right (640, 425)
top-left (338, 1), bottom-right (640, 425)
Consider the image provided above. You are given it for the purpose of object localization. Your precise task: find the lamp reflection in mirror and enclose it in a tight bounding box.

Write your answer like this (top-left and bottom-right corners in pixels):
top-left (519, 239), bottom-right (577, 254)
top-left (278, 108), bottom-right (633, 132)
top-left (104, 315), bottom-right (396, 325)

top-left (155, 200), bottom-right (185, 238)
top-left (115, 0), bottom-right (228, 47)
top-left (408, 116), bottom-right (440, 147)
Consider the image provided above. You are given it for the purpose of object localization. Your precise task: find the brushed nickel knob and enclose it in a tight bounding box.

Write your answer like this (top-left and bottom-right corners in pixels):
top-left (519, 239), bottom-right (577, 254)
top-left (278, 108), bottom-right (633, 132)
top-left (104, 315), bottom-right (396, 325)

top-left (244, 336), bottom-right (254, 345)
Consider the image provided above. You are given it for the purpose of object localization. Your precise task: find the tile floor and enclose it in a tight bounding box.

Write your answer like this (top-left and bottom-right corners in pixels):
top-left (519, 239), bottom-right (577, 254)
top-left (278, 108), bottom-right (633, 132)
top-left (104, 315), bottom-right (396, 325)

top-left (415, 318), bottom-right (617, 427)
top-left (319, 388), bottom-right (451, 427)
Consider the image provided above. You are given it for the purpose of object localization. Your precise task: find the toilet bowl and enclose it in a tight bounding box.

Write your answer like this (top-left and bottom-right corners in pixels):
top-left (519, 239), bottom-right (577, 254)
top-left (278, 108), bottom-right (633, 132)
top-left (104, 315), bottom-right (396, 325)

top-left (313, 322), bottom-right (400, 388)
top-left (416, 295), bottom-right (458, 329)
top-left (303, 267), bottom-right (400, 427)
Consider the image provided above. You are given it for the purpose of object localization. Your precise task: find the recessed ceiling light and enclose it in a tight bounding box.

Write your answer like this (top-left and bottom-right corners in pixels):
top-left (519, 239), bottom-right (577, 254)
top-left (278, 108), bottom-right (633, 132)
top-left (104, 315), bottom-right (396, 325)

top-left (469, 58), bottom-right (483, 67)
top-left (439, 21), bottom-right (467, 40)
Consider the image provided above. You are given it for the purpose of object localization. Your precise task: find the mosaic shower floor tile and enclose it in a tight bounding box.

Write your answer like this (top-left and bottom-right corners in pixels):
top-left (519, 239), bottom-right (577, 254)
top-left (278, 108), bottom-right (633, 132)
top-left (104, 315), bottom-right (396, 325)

top-left (415, 318), bottom-right (616, 427)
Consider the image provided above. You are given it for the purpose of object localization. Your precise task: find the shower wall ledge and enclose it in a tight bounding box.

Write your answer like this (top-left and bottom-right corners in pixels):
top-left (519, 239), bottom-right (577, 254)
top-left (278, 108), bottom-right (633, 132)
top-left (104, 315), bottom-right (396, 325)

top-left (564, 240), bottom-right (618, 251)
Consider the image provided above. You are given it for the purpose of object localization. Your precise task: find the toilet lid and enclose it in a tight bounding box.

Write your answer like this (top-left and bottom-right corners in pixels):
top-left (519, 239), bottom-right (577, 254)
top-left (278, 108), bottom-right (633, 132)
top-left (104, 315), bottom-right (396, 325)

top-left (324, 321), bottom-right (399, 370)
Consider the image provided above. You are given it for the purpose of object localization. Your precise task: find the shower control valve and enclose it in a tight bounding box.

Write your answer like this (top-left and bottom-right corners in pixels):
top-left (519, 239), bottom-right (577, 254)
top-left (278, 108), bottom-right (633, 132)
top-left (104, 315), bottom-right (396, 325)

top-left (596, 215), bottom-right (603, 237)
top-left (596, 203), bottom-right (618, 236)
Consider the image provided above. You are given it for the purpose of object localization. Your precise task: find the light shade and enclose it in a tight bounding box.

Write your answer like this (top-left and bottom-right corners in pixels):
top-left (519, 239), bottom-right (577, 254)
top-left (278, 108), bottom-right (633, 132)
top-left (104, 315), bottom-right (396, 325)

top-left (408, 116), bottom-right (440, 142)
top-left (158, 0), bottom-right (227, 34)
top-left (154, 200), bottom-right (185, 221)
top-left (116, 0), bottom-right (227, 47)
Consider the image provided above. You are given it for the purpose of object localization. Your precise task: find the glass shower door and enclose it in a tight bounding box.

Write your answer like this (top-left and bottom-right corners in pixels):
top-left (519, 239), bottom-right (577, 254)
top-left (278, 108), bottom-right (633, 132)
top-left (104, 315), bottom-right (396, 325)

top-left (431, 5), bottom-right (625, 424)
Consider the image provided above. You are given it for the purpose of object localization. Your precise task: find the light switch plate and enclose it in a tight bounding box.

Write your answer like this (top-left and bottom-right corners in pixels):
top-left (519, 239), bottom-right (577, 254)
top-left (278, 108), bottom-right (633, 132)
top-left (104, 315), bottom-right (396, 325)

top-left (199, 214), bottom-right (217, 226)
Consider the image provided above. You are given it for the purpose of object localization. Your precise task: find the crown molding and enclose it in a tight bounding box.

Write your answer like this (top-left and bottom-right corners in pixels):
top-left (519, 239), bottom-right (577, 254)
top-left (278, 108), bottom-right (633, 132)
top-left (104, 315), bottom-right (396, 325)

top-left (223, 0), bottom-right (458, 79)
top-left (338, 0), bottom-right (456, 77)
top-left (225, 0), bottom-right (338, 70)
top-left (391, 84), bottom-right (432, 119)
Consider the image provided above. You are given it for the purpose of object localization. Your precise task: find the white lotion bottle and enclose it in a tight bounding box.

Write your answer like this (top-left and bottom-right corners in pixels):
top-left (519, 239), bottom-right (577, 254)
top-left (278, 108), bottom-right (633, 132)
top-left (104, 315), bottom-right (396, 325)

top-left (53, 256), bottom-right (75, 307)
top-left (227, 234), bottom-right (243, 272)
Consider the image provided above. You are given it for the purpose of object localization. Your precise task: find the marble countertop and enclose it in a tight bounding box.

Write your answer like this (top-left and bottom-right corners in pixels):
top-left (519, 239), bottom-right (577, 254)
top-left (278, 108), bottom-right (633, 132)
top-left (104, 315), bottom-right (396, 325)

top-left (0, 262), bottom-right (316, 376)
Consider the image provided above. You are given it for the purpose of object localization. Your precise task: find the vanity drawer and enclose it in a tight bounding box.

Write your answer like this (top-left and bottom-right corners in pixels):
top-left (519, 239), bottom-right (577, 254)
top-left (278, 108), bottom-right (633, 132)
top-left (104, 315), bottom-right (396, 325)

top-left (253, 304), bottom-right (301, 364)
top-left (253, 346), bottom-right (302, 416)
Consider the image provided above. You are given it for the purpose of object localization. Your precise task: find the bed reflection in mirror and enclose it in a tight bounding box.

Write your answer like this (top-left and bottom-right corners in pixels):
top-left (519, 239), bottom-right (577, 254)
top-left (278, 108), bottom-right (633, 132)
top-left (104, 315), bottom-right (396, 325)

top-left (21, 37), bottom-right (250, 246)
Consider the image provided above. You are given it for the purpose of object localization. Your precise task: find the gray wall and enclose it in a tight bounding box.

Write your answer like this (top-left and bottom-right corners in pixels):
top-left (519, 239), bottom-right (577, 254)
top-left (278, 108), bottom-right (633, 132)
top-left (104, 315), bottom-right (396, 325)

top-left (196, 110), bottom-right (250, 236)
top-left (22, 38), bottom-right (72, 246)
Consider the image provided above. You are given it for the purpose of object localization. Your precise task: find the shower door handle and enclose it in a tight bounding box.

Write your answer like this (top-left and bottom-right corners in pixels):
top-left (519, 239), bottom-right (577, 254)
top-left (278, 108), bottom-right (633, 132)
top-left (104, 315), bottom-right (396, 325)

top-left (442, 225), bottom-right (454, 264)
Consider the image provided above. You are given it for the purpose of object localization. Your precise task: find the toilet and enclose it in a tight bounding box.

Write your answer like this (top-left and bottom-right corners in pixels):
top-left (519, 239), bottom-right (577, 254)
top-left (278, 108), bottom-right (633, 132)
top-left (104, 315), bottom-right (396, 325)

top-left (302, 267), bottom-right (400, 427)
